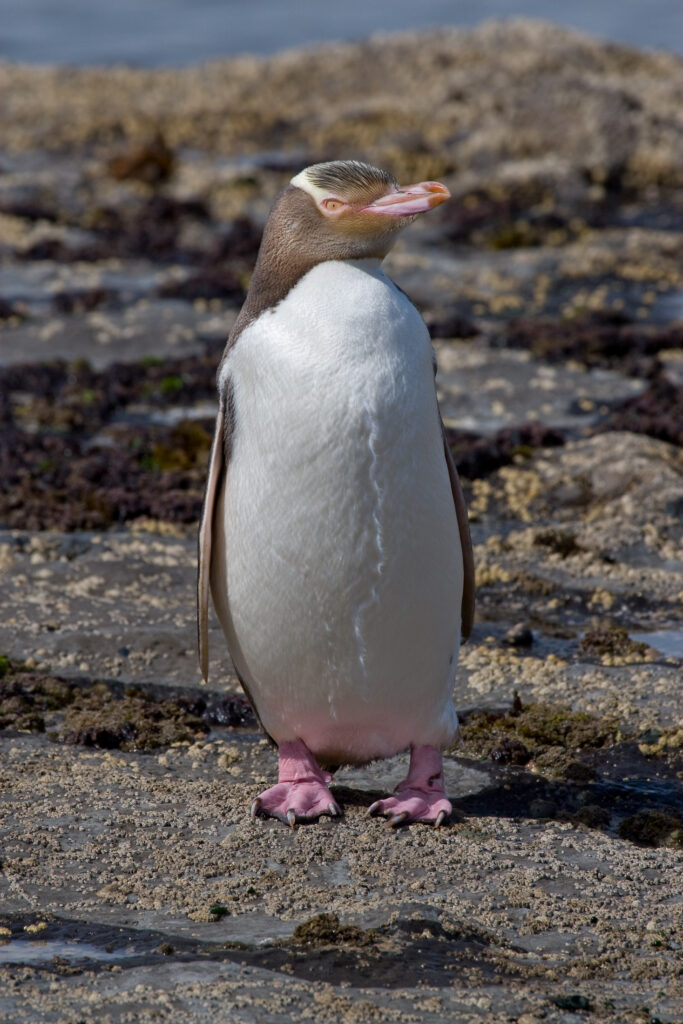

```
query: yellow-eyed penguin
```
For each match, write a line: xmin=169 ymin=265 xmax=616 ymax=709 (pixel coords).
xmin=198 ymin=160 xmax=474 ymax=827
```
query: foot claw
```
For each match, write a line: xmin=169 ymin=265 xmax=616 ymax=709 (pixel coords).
xmin=368 ymin=746 xmax=452 ymax=826
xmin=251 ymin=740 xmax=341 ymax=826
xmin=386 ymin=811 xmax=409 ymax=828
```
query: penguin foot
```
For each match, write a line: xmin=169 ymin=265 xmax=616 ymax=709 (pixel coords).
xmin=250 ymin=739 xmax=341 ymax=826
xmin=367 ymin=744 xmax=452 ymax=827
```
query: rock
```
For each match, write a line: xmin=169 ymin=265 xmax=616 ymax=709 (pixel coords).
xmin=502 ymin=623 xmax=534 ymax=647
xmin=529 ymin=798 xmax=557 ymax=819
xmin=107 ymin=133 xmax=175 ymax=184
xmin=617 ymin=810 xmax=683 ymax=848
xmin=573 ymin=805 xmax=610 ymax=828
xmin=489 ymin=737 xmax=531 ymax=765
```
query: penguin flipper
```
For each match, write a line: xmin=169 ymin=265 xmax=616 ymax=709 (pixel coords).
xmin=441 ymin=420 xmax=475 ymax=642
xmin=197 ymin=400 xmax=225 ymax=682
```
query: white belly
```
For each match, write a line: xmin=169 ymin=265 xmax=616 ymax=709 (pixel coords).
xmin=211 ymin=259 xmax=463 ymax=764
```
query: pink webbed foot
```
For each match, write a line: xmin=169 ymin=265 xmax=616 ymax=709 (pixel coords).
xmin=368 ymin=745 xmax=452 ymax=827
xmin=251 ymin=740 xmax=341 ymax=826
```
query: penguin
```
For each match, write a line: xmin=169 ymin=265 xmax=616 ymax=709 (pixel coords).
xmin=198 ymin=160 xmax=474 ymax=827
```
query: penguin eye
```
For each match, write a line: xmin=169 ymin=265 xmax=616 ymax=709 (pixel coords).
xmin=321 ymin=198 xmax=345 ymax=212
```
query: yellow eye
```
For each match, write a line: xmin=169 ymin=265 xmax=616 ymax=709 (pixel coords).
xmin=322 ymin=198 xmax=344 ymax=211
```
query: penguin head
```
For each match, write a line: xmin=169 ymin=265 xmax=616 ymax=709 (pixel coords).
xmin=265 ymin=160 xmax=450 ymax=263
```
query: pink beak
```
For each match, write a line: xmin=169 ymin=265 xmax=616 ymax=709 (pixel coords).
xmin=362 ymin=180 xmax=450 ymax=216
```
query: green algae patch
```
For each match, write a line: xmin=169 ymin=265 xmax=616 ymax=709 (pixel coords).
xmin=0 ymin=674 xmax=203 ymax=750
xmin=617 ymin=810 xmax=683 ymax=849
xmin=0 ymin=665 xmax=255 ymax=750
xmin=580 ymin=621 xmax=651 ymax=661
xmin=514 ymin=703 xmax=617 ymax=749
xmin=150 ymin=420 xmax=212 ymax=471
xmin=460 ymin=692 xmax=619 ymax=774
xmin=533 ymin=527 xmax=581 ymax=558
xmin=0 ymin=666 xmax=75 ymax=733
xmin=292 ymin=914 xmax=375 ymax=948
xmin=551 ymin=994 xmax=594 ymax=1012
xmin=56 ymin=686 xmax=204 ymax=751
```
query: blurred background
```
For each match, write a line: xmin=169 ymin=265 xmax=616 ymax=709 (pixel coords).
xmin=1 ymin=0 xmax=682 ymax=65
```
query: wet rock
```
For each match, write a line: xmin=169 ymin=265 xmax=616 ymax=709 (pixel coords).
xmin=0 ymin=353 xmax=219 ymax=429
xmin=596 ymin=373 xmax=683 ymax=447
xmin=529 ymin=798 xmax=557 ymax=819
xmin=580 ymin=621 xmax=650 ymax=660
xmin=210 ymin=217 xmax=263 ymax=263
xmin=81 ymin=194 xmax=211 ymax=263
xmin=424 ymin=309 xmax=479 ymax=340
xmin=445 ymin=422 xmax=565 ymax=480
xmin=514 ymin=703 xmax=617 ymax=750
xmin=0 ymin=424 xmax=208 ymax=530
xmin=572 ymin=805 xmax=610 ymax=829
xmin=107 ymin=134 xmax=176 ymax=184
xmin=488 ymin=737 xmax=531 ymax=765
xmin=157 ymin=266 xmax=244 ymax=302
xmin=57 ymin=687 xmax=204 ymax=751
xmin=442 ymin=184 xmax=552 ymax=247
xmin=0 ymin=663 xmax=74 ymax=729
xmin=532 ymin=748 xmax=597 ymax=781
xmin=533 ymin=528 xmax=581 ymax=558
xmin=204 ymin=695 xmax=255 ymax=728
xmin=500 ymin=313 xmax=683 ymax=375
xmin=502 ymin=624 xmax=534 ymax=647
xmin=563 ymin=760 xmax=598 ymax=783
xmin=0 ymin=298 xmax=26 ymax=321
xmin=617 ymin=809 xmax=683 ymax=848
xmin=478 ymin=433 xmax=683 ymax=556
xmin=0 ymin=668 xmax=257 ymax=750
xmin=551 ymin=994 xmax=593 ymax=1012
xmin=0 ymin=668 xmax=75 ymax=734
xmin=292 ymin=913 xmax=372 ymax=948
xmin=461 ymin=695 xmax=618 ymax=768
xmin=52 ymin=287 xmax=113 ymax=314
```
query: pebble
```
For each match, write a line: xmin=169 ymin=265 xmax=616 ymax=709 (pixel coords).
xmin=503 ymin=623 xmax=534 ymax=647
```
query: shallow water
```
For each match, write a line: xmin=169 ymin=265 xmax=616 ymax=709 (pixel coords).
xmin=0 ymin=938 xmax=134 ymax=965
xmin=633 ymin=630 xmax=683 ymax=659
xmin=1 ymin=0 xmax=682 ymax=66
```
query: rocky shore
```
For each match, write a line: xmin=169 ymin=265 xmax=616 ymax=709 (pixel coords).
xmin=1 ymin=21 xmax=682 ymax=1023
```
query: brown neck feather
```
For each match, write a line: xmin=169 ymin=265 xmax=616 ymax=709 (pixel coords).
xmin=225 ymin=187 xmax=394 ymax=352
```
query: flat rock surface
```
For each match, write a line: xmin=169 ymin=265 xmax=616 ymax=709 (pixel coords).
xmin=1 ymin=20 xmax=682 ymax=1024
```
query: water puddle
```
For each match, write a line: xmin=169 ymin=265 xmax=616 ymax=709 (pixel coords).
xmin=0 ymin=914 xmax=508 ymax=988
xmin=632 ymin=630 xmax=683 ymax=659
xmin=0 ymin=918 xmax=194 ymax=969
xmin=652 ymin=288 xmax=683 ymax=323
xmin=0 ymin=938 xmax=135 ymax=965
xmin=111 ymin=400 xmax=218 ymax=428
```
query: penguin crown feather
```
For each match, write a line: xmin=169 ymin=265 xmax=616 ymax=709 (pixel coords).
xmin=289 ymin=161 xmax=450 ymax=222
xmin=302 ymin=161 xmax=397 ymax=194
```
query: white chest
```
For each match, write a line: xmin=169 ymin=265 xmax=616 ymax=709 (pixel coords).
xmin=212 ymin=259 xmax=463 ymax=760
xmin=220 ymin=258 xmax=433 ymax=439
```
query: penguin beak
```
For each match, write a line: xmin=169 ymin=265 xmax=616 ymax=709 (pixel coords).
xmin=361 ymin=181 xmax=450 ymax=217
